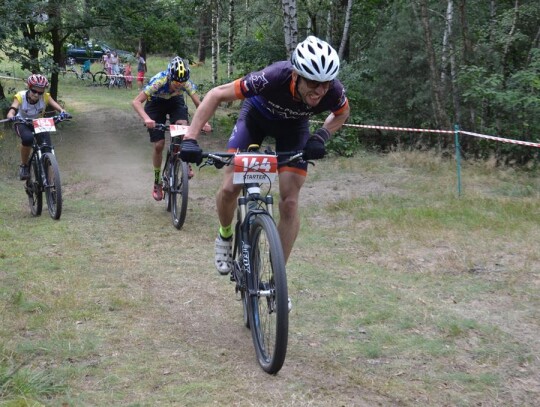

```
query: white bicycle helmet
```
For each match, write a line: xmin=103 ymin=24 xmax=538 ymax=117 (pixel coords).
xmin=291 ymin=36 xmax=340 ymax=81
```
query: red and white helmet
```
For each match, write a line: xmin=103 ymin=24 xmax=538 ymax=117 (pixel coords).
xmin=27 ymin=74 xmax=49 ymax=88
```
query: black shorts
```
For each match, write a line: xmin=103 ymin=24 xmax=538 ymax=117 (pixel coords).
xmin=144 ymin=95 xmax=188 ymax=142
xmin=14 ymin=123 xmax=51 ymax=147
xmin=228 ymin=99 xmax=310 ymax=173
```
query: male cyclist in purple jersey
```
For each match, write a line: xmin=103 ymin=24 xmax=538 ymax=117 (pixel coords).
xmin=181 ymin=36 xmax=350 ymax=282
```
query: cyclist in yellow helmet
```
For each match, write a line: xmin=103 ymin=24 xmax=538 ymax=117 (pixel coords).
xmin=132 ymin=56 xmax=211 ymax=201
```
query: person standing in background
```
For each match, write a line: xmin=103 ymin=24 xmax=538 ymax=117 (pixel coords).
xmin=136 ymin=52 xmax=147 ymax=91
xmin=109 ymin=51 xmax=119 ymax=77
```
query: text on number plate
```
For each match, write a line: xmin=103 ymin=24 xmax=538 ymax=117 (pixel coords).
xmin=233 ymin=153 xmax=278 ymax=184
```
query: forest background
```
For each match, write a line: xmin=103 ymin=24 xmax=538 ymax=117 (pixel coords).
xmin=0 ymin=0 xmax=539 ymax=164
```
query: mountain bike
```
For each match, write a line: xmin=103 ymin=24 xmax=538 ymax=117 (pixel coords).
xmin=155 ymin=123 xmax=190 ymax=229
xmin=199 ymin=145 xmax=305 ymax=374
xmin=13 ymin=114 xmax=72 ymax=220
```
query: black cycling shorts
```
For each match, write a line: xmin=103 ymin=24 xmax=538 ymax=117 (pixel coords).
xmin=144 ymin=95 xmax=188 ymax=142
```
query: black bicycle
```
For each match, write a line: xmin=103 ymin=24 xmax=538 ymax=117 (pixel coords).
xmin=14 ymin=114 xmax=72 ymax=220
xmin=155 ymin=123 xmax=190 ymax=229
xmin=200 ymin=145 xmax=306 ymax=374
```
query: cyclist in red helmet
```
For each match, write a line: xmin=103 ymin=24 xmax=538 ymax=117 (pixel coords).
xmin=6 ymin=74 xmax=69 ymax=180
xmin=132 ymin=56 xmax=212 ymax=201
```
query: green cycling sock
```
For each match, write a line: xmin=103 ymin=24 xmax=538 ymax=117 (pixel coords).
xmin=154 ymin=168 xmax=160 ymax=184
xmin=219 ymin=225 xmax=233 ymax=239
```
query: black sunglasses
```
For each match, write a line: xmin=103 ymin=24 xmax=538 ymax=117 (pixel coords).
xmin=30 ymin=89 xmax=44 ymax=95
xmin=301 ymin=77 xmax=333 ymax=89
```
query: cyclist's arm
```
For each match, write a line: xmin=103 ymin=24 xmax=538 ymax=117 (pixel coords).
xmin=188 ymin=93 xmax=212 ymax=132
xmin=184 ymin=81 xmax=238 ymax=140
xmin=131 ymin=91 xmax=155 ymax=128
xmin=47 ymin=97 xmax=65 ymax=114
xmin=6 ymin=99 xmax=20 ymax=119
xmin=322 ymin=105 xmax=350 ymax=136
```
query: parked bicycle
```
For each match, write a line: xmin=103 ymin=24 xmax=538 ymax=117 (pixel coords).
xmin=63 ymin=58 xmax=94 ymax=82
xmin=155 ymin=123 xmax=190 ymax=229
xmin=199 ymin=145 xmax=306 ymax=374
xmin=12 ymin=114 xmax=72 ymax=219
xmin=94 ymin=64 xmax=126 ymax=88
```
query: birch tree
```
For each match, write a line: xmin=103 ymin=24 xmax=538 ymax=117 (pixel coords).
xmin=338 ymin=0 xmax=352 ymax=60
xmin=227 ymin=0 xmax=235 ymax=78
xmin=415 ymin=0 xmax=450 ymax=128
xmin=211 ymin=0 xmax=219 ymax=84
xmin=282 ymin=0 xmax=298 ymax=57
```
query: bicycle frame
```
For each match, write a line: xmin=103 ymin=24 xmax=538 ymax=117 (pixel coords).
xmin=155 ymin=123 xmax=190 ymax=229
xmin=16 ymin=115 xmax=70 ymax=219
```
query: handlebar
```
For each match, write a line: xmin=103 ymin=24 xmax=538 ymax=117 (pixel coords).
xmin=10 ymin=113 xmax=73 ymax=125
xmin=200 ymin=150 xmax=308 ymax=169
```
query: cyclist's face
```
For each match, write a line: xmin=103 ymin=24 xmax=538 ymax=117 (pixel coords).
xmin=170 ymin=79 xmax=185 ymax=90
xmin=28 ymin=87 xmax=45 ymax=101
xmin=294 ymin=73 xmax=332 ymax=107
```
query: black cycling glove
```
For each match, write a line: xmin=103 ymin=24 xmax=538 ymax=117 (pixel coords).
xmin=304 ymin=128 xmax=331 ymax=160
xmin=180 ymin=139 xmax=203 ymax=164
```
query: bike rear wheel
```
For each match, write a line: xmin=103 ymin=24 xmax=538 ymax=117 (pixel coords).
xmin=247 ymin=213 xmax=288 ymax=374
xmin=93 ymin=71 xmax=108 ymax=86
xmin=171 ymin=158 xmax=189 ymax=229
xmin=43 ymin=153 xmax=62 ymax=220
xmin=26 ymin=156 xmax=42 ymax=216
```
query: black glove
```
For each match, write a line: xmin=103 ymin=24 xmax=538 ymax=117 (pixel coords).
xmin=304 ymin=128 xmax=331 ymax=160
xmin=180 ymin=139 xmax=203 ymax=164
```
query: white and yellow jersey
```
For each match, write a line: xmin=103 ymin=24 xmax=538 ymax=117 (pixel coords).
xmin=14 ymin=90 xmax=50 ymax=119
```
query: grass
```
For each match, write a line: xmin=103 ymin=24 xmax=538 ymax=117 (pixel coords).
xmin=1 ymin=57 xmax=540 ymax=406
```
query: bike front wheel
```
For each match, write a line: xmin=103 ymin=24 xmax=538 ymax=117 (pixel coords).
xmin=247 ymin=213 xmax=288 ymax=374
xmin=43 ymin=153 xmax=62 ymax=220
xmin=171 ymin=158 xmax=189 ymax=229
xmin=26 ymin=156 xmax=43 ymax=216
xmin=162 ymin=154 xmax=172 ymax=212
xmin=93 ymin=71 xmax=108 ymax=86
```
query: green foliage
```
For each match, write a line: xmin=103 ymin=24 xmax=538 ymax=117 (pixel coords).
xmin=231 ymin=37 xmax=286 ymax=74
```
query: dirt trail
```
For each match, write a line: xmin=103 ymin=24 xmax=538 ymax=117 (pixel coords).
xmin=50 ymin=106 xmax=388 ymax=406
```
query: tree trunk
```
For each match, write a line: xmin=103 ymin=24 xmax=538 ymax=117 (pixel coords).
xmin=416 ymin=0 xmax=450 ymax=129
xmin=441 ymin=0 xmax=461 ymax=124
xmin=501 ymin=0 xmax=520 ymax=83
xmin=227 ymin=0 xmax=235 ymax=79
xmin=282 ymin=0 xmax=298 ymax=57
xmin=197 ymin=7 xmax=211 ymax=64
xmin=338 ymin=0 xmax=352 ymax=60
xmin=211 ymin=0 xmax=219 ymax=84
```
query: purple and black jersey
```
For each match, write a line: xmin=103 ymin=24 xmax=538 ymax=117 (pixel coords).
xmin=228 ymin=60 xmax=349 ymax=174
xmin=233 ymin=61 xmax=348 ymax=121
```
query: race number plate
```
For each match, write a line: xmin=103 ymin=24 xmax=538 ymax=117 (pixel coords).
xmin=233 ymin=153 xmax=278 ymax=184
xmin=32 ymin=118 xmax=56 ymax=134
xmin=170 ymin=124 xmax=189 ymax=138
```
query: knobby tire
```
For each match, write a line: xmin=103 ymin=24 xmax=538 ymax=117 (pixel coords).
xmin=247 ymin=213 xmax=288 ymax=374
xmin=27 ymin=156 xmax=43 ymax=216
xmin=93 ymin=71 xmax=108 ymax=86
xmin=43 ymin=152 xmax=62 ymax=220
xmin=171 ymin=158 xmax=189 ymax=229
xmin=163 ymin=153 xmax=172 ymax=212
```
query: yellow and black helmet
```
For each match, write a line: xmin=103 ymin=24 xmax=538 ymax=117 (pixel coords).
xmin=167 ymin=56 xmax=190 ymax=82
